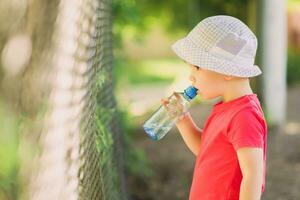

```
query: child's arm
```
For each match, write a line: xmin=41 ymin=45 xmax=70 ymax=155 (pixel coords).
xmin=175 ymin=112 xmax=203 ymax=156
xmin=161 ymin=94 xmax=202 ymax=156
xmin=237 ymin=147 xmax=264 ymax=200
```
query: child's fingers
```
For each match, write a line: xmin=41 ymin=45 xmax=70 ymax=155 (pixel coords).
xmin=161 ymin=98 xmax=170 ymax=111
xmin=160 ymin=98 xmax=169 ymax=105
xmin=161 ymin=92 xmax=183 ymax=116
xmin=167 ymin=92 xmax=175 ymax=100
xmin=160 ymin=98 xmax=168 ymax=102
xmin=173 ymin=92 xmax=183 ymax=103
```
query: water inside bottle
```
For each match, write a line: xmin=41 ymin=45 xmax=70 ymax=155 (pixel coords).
xmin=143 ymin=122 xmax=173 ymax=141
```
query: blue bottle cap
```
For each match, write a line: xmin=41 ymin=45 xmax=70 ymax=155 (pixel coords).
xmin=184 ymin=86 xmax=198 ymax=100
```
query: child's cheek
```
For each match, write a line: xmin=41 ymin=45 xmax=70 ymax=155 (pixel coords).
xmin=201 ymin=83 xmax=218 ymax=98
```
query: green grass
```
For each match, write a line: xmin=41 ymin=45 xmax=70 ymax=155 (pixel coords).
xmin=113 ymin=57 xmax=198 ymax=181
xmin=288 ymin=0 xmax=300 ymax=7
xmin=287 ymin=48 xmax=300 ymax=86
xmin=0 ymin=101 xmax=19 ymax=200
xmin=117 ymin=109 xmax=155 ymax=178
xmin=113 ymin=57 xmax=187 ymax=87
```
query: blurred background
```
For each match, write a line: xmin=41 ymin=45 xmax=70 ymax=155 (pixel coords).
xmin=1 ymin=0 xmax=300 ymax=199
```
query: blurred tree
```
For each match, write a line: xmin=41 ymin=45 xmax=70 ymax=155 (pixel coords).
xmin=112 ymin=0 xmax=254 ymax=48
xmin=112 ymin=0 xmax=262 ymax=96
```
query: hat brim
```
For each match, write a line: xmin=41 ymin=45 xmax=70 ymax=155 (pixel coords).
xmin=171 ymin=37 xmax=262 ymax=78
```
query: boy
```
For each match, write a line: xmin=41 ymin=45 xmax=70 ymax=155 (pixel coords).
xmin=161 ymin=15 xmax=267 ymax=200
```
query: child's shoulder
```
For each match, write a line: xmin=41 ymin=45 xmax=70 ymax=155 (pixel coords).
xmin=221 ymin=94 xmax=266 ymax=126
xmin=229 ymin=96 xmax=266 ymax=129
xmin=208 ymin=94 xmax=265 ymax=128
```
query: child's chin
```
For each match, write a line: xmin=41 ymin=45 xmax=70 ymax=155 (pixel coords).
xmin=201 ymin=96 xmax=211 ymax=101
xmin=198 ymin=92 xmax=206 ymax=98
xmin=199 ymin=94 xmax=217 ymax=101
xmin=198 ymin=94 xmax=209 ymax=100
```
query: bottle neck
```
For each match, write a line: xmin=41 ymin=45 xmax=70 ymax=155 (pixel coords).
xmin=181 ymin=92 xmax=192 ymax=102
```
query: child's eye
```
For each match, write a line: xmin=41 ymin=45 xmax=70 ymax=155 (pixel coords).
xmin=194 ymin=65 xmax=200 ymax=70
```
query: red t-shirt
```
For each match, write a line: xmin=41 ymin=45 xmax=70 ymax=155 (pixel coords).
xmin=189 ymin=94 xmax=267 ymax=200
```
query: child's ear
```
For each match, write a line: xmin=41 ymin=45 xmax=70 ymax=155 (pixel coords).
xmin=223 ymin=75 xmax=233 ymax=81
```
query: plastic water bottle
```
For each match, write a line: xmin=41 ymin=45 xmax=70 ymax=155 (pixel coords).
xmin=143 ymin=86 xmax=198 ymax=141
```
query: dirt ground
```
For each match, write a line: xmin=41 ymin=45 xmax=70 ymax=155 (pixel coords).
xmin=126 ymin=85 xmax=300 ymax=200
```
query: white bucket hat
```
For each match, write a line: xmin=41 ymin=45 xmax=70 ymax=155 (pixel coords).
xmin=171 ymin=15 xmax=262 ymax=77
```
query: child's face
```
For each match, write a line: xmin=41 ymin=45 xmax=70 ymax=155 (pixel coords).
xmin=187 ymin=63 xmax=228 ymax=100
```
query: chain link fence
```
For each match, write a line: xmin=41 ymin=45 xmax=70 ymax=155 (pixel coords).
xmin=0 ymin=0 xmax=127 ymax=199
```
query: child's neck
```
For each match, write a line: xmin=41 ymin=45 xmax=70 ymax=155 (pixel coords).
xmin=222 ymin=79 xmax=253 ymax=103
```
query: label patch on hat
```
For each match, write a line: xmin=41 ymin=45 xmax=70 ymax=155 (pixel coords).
xmin=209 ymin=32 xmax=247 ymax=61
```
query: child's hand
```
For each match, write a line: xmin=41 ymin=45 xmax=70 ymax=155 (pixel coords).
xmin=160 ymin=92 xmax=187 ymax=119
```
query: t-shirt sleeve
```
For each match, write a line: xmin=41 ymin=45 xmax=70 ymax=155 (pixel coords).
xmin=227 ymin=109 xmax=264 ymax=151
